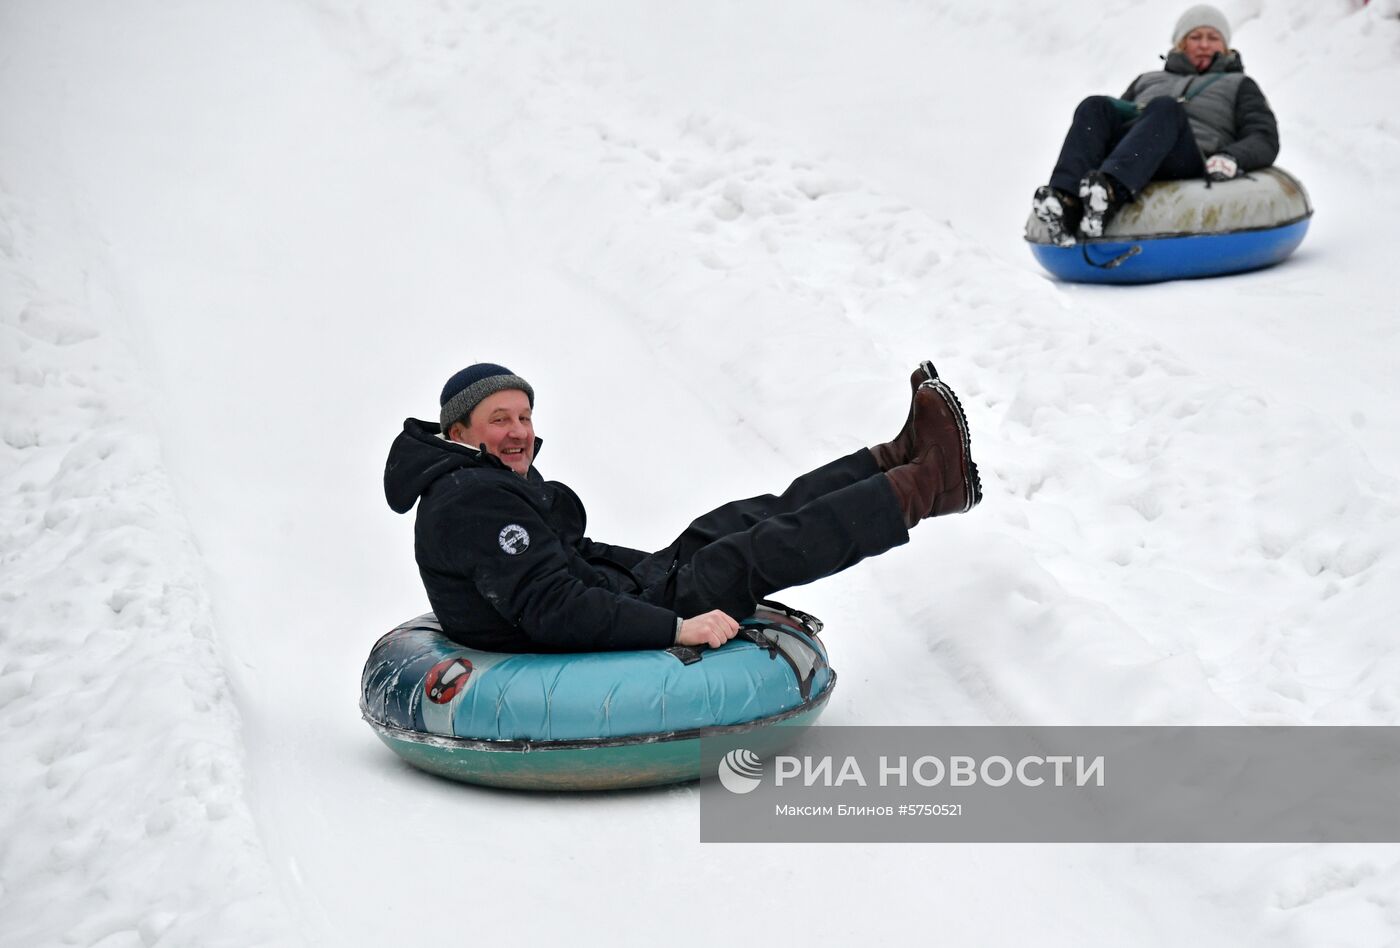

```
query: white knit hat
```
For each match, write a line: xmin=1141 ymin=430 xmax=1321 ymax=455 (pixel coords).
xmin=1173 ymin=4 xmax=1232 ymax=47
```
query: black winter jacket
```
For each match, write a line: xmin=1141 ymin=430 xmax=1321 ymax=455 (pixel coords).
xmin=1124 ymin=50 xmax=1279 ymax=171
xmin=384 ymin=418 xmax=678 ymax=653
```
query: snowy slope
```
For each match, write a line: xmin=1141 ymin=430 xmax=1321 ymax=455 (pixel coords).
xmin=0 ymin=19 xmax=296 ymax=943
xmin=3 ymin=0 xmax=1400 ymax=945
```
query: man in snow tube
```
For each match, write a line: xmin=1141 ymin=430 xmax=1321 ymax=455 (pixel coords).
xmin=1031 ymin=4 xmax=1280 ymax=246
xmin=384 ymin=361 xmax=981 ymax=654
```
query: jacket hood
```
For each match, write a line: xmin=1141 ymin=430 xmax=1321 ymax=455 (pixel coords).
xmin=384 ymin=417 xmax=544 ymax=514
xmin=1164 ymin=49 xmax=1243 ymax=75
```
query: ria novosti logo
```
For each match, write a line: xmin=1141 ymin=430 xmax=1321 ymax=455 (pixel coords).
xmin=717 ymin=750 xmax=1107 ymax=792
xmin=717 ymin=749 xmax=764 ymax=794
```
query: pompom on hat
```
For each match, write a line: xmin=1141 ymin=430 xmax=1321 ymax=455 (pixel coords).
xmin=439 ymin=363 xmax=534 ymax=431
xmin=1173 ymin=4 xmax=1231 ymax=47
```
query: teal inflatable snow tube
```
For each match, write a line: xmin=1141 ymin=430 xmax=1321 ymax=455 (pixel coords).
xmin=1025 ymin=167 xmax=1313 ymax=284
xmin=360 ymin=602 xmax=834 ymax=790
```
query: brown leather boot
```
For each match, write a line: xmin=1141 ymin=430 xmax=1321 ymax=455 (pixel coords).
xmin=873 ymin=360 xmax=983 ymax=515
xmin=886 ymin=447 xmax=984 ymax=527
xmin=886 ymin=446 xmax=947 ymax=529
xmin=886 ymin=368 xmax=984 ymax=522
xmin=869 ymin=361 xmax=937 ymax=472
xmin=910 ymin=363 xmax=982 ymax=514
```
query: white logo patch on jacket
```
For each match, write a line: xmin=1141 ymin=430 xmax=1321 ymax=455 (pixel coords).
xmin=498 ymin=524 xmax=530 ymax=555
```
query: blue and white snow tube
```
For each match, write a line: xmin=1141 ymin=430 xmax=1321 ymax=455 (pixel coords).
xmin=360 ymin=602 xmax=834 ymax=790
xmin=1025 ymin=166 xmax=1312 ymax=284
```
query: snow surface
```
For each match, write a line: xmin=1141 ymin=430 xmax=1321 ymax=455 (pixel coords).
xmin=3 ymin=0 xmax=1400 ymax=944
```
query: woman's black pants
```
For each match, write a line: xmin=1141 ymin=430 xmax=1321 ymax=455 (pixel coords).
xmin=1049 ymin=95 xmax=1206 ymax=197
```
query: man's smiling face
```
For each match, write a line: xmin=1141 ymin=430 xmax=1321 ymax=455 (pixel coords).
xmin=449 ymin=388 xmax=535 ymax=476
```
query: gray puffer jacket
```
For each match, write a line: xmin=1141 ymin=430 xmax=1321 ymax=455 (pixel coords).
xmin=1125 ymin=50 xmax=1279 ymax=171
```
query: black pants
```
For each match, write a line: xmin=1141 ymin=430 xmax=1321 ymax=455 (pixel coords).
xmin=634 ymin=449 xmax=909 ymax=620
xmin=1049 ymin=95 xmax=1206 ymax=198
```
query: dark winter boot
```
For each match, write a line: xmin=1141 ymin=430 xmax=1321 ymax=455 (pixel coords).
xmin=869 ymin=362 xmax=936 ymax=472
xmin=1078 ymin=171 xmax=1128 ymax=238
xmin=1032 ymin=186 xmax=1083 ymax=248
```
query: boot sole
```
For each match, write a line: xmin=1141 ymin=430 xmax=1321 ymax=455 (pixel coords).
xmin=918 ymin=361 xmax=982 ymax=513
xmin=1032 ymin=188 xmax=1077 ymax=248
xmin=1078 ymin=175 xmax=1115 ymax=239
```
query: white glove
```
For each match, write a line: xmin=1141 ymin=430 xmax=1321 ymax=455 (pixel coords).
xmin=1205 ymin=153 xmax=1239 ymax=181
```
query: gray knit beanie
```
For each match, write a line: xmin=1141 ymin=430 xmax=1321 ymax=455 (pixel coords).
xmin=439 ymin=363 xmax=534 ymax=431
xmin=1173 ymin=4 xmax=1231 ymax=47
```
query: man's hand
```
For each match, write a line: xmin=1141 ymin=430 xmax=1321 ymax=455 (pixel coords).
xmin=1205 ymin=153 xmax=1239 ymax=181
xmin=677 ymin=610 xmax=740 ymax=649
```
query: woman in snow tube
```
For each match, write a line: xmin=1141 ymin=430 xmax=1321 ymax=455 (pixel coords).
xmin=1023 ymin=167 xmax=1311 ymax=284
xmin=1029 ymin=4 xmax=1280 ymax=246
